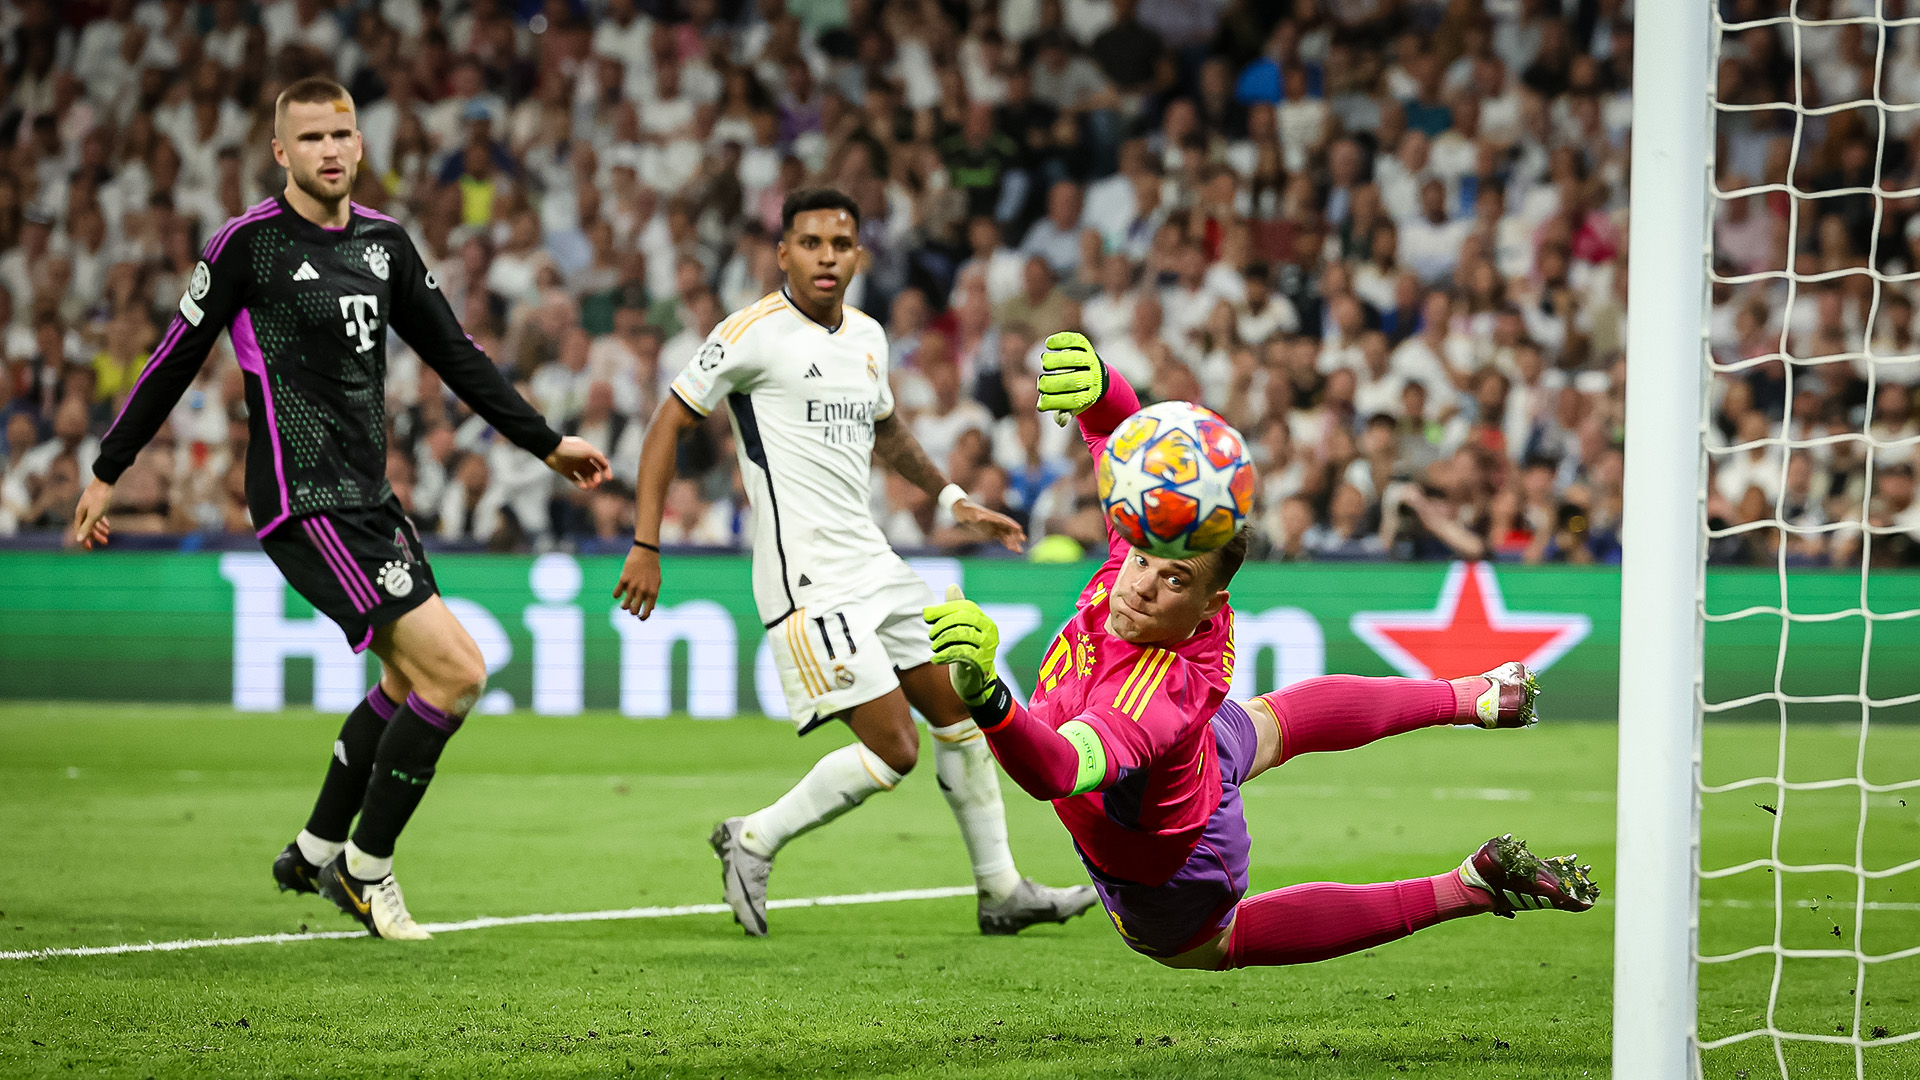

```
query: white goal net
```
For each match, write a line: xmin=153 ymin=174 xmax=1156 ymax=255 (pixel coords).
xmin=1695 ymin=3 xmax=1920 ymax=1078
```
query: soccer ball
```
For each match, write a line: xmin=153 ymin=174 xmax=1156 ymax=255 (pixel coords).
xmin=1096 ymin=401 xmax=1256 ymax=559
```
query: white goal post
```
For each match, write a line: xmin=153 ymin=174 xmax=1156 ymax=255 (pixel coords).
xmin=1620 ymin=3 xmax=1920 ymax=1078
xmin=1615 ymin=0 xmax=1711 ymax=1077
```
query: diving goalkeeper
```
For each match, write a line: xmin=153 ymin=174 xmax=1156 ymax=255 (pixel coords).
xmin=924 ymin=333 xmax=1598 ymax=969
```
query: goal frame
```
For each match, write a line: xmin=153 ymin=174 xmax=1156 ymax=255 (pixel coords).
xmin=1615 ymin=1 xmax=1711 ymax=1077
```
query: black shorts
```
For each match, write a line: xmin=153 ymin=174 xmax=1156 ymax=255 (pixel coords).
xmin=260 ymin=497 xmax=439 ymax=653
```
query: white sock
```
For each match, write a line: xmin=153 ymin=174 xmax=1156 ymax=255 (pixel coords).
xmin=931 ymin=719 xmax=1021 ymax=903
xmin=344 ymin=841 xmax=393 ymax=882
xmin=296 ymin=829 xmax=344 ymax=867
xmin=738 ymin=743 xmax=902 ymax=858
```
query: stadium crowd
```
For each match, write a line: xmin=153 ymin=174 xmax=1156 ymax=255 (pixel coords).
xmin=0 ymin=0 xmax=1903 ymax=566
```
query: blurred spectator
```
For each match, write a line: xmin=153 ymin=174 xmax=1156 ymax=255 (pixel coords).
xmin=0 ymin=0 xmax=1867 ymax=569
xmin=912 ymin=342 xmax=994 ymax=470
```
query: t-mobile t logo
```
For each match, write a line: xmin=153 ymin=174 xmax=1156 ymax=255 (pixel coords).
xmin=339 ymin=295 xmax=380 ymax=353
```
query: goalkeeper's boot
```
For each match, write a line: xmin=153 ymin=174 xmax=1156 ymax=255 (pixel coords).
xmin=1467 ymin=661 xmax=1541 ymax=729
xmin=710 ymin=818 xmax=772 ymax=937
xmin=1459 ymin=833 xmax=1598 ymax=919
xmin=272 ymin=841 xmax=322 ymax=895
xmin=977 ymin=877 xmax=1099 ymax=935
xmin=317 ymin=855 xmax=433 ymax=940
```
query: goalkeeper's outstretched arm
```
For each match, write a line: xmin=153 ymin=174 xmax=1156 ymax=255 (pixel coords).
xmin=1036 ymin=331 xmax=1143 ymax=446
xmin=969 ymin=683 xmax=1114 ymax=802
xmin=925 ymin=586 xmax=1114 ymax=801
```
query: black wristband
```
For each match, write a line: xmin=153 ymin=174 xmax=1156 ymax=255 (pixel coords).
xmin=632 ymin=539 xmax=660 ymax=553
xmin=970 ymin=679 xmax=1016 ymax=732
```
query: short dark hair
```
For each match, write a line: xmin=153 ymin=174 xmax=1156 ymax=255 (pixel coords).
xmin=275 ymin=76 xmax=354 ymax=135
xmin=1204 ymin=527 xmax=1252 ymax=591
xmin=781 ymin=187 xmax=861 ymax=233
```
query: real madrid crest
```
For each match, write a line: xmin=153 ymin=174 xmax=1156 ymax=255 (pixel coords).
xmin=364 ymin=244 xmax=390 ymax=281
xmin=833 ymin=664 xmax=855 ymax=689
xmin=377 ymin=560 xmax=413 ymax=598
xmin=865 ymin=353 xmax=879 ymax=382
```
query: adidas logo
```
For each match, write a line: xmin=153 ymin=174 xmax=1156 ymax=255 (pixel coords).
xmin=292 ymin=260 xmax=320 ymax=281
xmin=803 ymin=363 xmax=822 ymax=378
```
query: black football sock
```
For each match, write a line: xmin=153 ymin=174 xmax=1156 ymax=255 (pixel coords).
xmin=303 ymin=686 xmax=398 ymax=843
xmin=349 ymin=692 xmax=462 ymax=863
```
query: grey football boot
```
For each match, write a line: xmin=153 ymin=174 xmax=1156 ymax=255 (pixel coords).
xmin=709 ymin=817 xmax=773 ymax=936
xmin=978 ymin=877 xmax=1099 ymax=935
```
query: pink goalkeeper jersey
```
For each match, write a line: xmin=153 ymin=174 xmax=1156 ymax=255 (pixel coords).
xmin=1023 ymin=411 xmax=1237 ymax=886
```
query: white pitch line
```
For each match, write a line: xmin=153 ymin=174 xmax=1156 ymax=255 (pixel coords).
xmin=0 ymin=886 xmax=976 ymax=962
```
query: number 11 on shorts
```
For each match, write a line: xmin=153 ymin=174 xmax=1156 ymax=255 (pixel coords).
xmin=813 ymin=612 xmax=857 ymax=659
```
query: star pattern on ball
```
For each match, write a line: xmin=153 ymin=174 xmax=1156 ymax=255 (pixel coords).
xmin=1100 ymin=402 xmax=1254 ymax=558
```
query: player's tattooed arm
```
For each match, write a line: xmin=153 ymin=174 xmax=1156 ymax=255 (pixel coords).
xmin=874 ymin=415 xmax=1026 ymax=550
xmin=871 ymin=413 xmax=947 ymax=496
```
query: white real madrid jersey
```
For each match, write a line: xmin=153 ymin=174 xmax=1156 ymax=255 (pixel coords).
xmin=669 ymin=289 xmax=900 ymax=626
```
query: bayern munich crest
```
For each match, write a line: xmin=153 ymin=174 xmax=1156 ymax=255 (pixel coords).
xmin=377 ymin=560 xmax=413 ymax=598
xmin=364 ymin=244 xmax=390 ymax=281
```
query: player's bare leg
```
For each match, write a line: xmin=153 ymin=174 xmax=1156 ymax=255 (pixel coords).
xmin=712 ymin=675 xmax=1095 ymax=937
xmin=898 ymin=663 xmax=1098 ymax=934
xmin=315 ymin=597 xmax=486 ymax=940
xmin=713 ymin=689 xmax=912 ymax=936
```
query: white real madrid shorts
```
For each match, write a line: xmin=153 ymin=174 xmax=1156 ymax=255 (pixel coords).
xmin=766 ymin=569 xmax=937 ymax=733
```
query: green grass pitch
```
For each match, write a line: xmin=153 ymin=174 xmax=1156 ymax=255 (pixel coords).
xmin=2 ymin=704 xmax=1916 ymax=1079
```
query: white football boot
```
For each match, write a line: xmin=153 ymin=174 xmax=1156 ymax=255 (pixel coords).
xmin=318 ymin=855 xmax=434 ymax=940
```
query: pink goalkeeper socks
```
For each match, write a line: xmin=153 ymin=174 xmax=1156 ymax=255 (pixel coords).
xmin=1433 ymin=866 xmax=1497 ymax=916
xmin=1261 ymin=676 xmax=1475 ymax=763
xmin=1219 ymin=871 xmax=1493 ymax=969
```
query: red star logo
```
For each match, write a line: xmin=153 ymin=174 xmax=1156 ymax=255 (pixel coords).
xmin=1350 ymin=562 xmax=1591 ymax=680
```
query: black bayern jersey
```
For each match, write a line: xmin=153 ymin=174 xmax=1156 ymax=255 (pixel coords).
xmin=94 ymin=196 xmax=561 ymax=536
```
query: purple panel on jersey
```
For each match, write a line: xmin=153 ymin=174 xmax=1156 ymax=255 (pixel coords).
xmin=302 ymin=518 xmax=371 ymax=613
xmin=1082 ymin=700 xmax=1258 ymax=958
xmin=231 ymin=309 xmax=294 ymax=537
xmin=350 ymin=201 xmax=402 ymax=224
xmin=101 ymin=315 xmax=188 ymax=439
xmin=204 ymin=199 xmax=280 ymax=262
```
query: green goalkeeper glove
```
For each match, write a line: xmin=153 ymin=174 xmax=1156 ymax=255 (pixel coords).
xmin=1037 ymin=331 xmax=1108 ymax=426
xmin=924 ymin=584 xmax=1001 ymax=705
